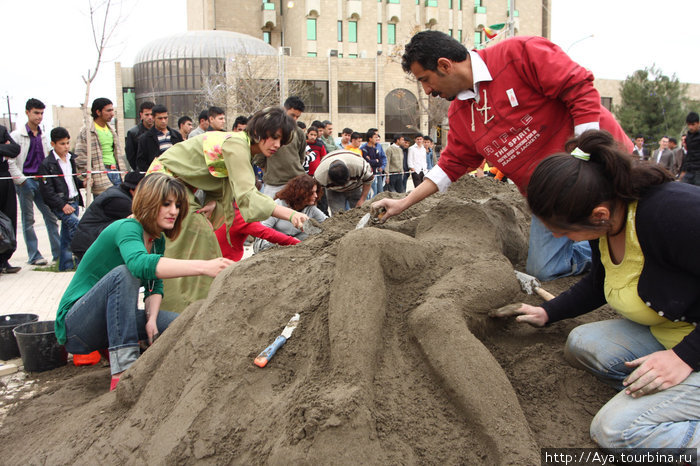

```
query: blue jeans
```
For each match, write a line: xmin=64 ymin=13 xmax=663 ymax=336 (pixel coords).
xmin=105 ymin=165 xmax=122 ymax=186
xmin=326 ymin=187 xmax=362 ymax=215
xmin=526 ymin=215 xmax=591 ymax=281
xmin=63 ymin=265 xmax=178 ymax=375
xmin=565 ymin=320 xmax=700 ymax=450
xmin=53 ymin=200 xmax=80 ymax=271
xmin=16 ymin=178 xmax=60 ymax=263
xmin=370 ymin=174 xmax=384 ymax=199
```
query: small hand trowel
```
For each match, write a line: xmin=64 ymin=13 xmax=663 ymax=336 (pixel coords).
xmin=254 ymin=313 xmax=300 ymax=368
xmin=355 ymin=206 xmax=387 ymax=229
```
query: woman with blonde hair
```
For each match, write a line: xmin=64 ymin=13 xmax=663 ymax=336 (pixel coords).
xmin=55 ymin=174 xmax=234 ymax=391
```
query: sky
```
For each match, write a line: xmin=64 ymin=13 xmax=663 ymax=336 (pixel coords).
xmin=1 ymin=0 xmax=697 ymax=130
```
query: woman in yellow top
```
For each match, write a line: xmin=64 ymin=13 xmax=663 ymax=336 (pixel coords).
xmin=494 ymin=130 xmax=700 ymax=453
xmin=148 ymin=107 xmax=309 ymax=311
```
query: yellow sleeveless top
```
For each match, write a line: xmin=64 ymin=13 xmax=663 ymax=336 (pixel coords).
xmin=600 ymin=201 xmax=694 ymax=349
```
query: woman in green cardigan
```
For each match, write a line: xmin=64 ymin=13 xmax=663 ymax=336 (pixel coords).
xmin=56 ymin=174 xmax=234 ymax=391
xmin=147 ymin=107 xmax=309 ymax=312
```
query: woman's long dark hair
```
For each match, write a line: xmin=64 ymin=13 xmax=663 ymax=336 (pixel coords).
xmin=527 ymin=130 xmax=673 ymax=232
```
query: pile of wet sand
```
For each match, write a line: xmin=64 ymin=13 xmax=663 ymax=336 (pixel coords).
xmin=0 ymin=176 xmax=616 ymax=464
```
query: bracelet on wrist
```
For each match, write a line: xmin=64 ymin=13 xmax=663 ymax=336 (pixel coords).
xmin=289 ymin=212 xmax=295 ymax=223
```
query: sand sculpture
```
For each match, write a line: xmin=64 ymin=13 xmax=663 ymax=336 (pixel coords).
xmin=0 ymin=177 xmax=614 ymax=464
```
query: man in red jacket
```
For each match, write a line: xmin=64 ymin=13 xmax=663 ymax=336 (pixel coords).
xmin=375 ymin=31 xmax=632 ymax=281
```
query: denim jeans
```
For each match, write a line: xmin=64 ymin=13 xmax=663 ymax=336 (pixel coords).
xmin=63 ymin=265 xmax=178 ymax=375
xmin=326 ymin=187 xmax=362 ymax=215
xmin=105 ymin=165 xmax=122 ymax=186
xmin=565 ymin=320 xmax=700 ymax=450
xmin=525 ymin=215 xmax=591 ymax=281
xmin=53 ymin=200 xmax=80 ymax=271
xmin=369 ymin=174 xmax=384 ymax=199
xmin=16 ymin=178 xmax=60 ymax=263
xmin=681 ymin=171 xmax=700 ymax=186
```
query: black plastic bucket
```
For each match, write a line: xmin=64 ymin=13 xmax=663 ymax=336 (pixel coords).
xmin=13 ymin=321 xmax=67 ymax=372
xmin=0 ymin=314 xmax=39 ymax=360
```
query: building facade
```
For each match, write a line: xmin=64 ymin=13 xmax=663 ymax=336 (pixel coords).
xmin=116 ymin=0 xmax=552 ymax=142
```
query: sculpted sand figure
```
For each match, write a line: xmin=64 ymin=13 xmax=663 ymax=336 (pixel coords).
xmin=1 ymin=178 xmax=549 ymax=465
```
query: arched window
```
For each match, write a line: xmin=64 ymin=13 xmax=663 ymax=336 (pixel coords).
xmin=385 ymin=88 xmax=420 ymax=138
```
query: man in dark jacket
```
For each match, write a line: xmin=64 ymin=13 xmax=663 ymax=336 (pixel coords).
xmin=135 ymin=104 xmax=183 ymax=172
xmin=125 ymin=101 xmax=154 ymax=169
xmin=680 ymin=112 xmax=700 ymax=186
xmin=38 ymin=127 xmax=84 ymax=270
xmin=70 ymin=171 xmax=144 ymax=260
xmin=0 ymin=125 xmax=21 ymax=273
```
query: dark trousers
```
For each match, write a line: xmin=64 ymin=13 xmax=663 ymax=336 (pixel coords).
xmin=0 ymin=176 xmax=17 ymax=265
xmin=385 ymin=174 xmax=405 ymax=193
xmin=411 ymin=171 xmax=424 ymax=188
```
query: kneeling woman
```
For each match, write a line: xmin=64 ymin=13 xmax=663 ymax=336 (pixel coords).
xmin=55 ymin=174 xmax=233 ymax=390
xmin=253 ymin=174 xmax=327 ymax=253
xmin=497 ymin=130 xmax=700 ymax=451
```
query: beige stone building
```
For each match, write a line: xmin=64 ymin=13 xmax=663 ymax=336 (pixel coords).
xmin=116 ymin=0 xmax=551 ymax=142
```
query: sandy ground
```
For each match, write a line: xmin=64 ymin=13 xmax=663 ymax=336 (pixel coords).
xmin=0 ymin=176 xmax=618 ymax=464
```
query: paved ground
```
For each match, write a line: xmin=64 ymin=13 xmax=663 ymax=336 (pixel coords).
xmin=3 ymin=204 xmax=73 ymax=322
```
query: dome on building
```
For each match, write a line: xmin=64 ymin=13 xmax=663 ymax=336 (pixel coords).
xmin=134 ymin=30 xmax=276 ymax=64
xmin=131 ymin=30 xmax=278 ymax=125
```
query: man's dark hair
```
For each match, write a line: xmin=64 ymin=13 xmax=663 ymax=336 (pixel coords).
xmin=312 ymin=120 xmax=324 ymax=129
xmin=284 ymin=96 xmax=305 ymax=112
xmin=402 ymin=30 xmax=469 ymax=73
xmin=233 ymin=115 xmax=248 ymax=128
xmin=152 ymin=104 xmax=168 ymax=117
xmin=139 ymin=101 xmax=155 ymax=114
xmin=322 ymin=120 xmax=332 ymax=127
xmin=50 ymin=126 xmax=70 ymax=143
xmin=634 ymin=134 xmax=644 ymax=140
xmin=424 ymin=135 xmax=433 ymax=142
xmin=687 ymin=112 xmax=700 ymax=124
xmin=669 ymin=137 xmax=678 ymax=145
xmin=366 ymin=128 xmax=378 ymax=140
xmin=393 ymin=134 xmax=405 ymax=143
xmin=246 ymin=106 xmax=296 ymax=145
xmin=198 ymin=109 xmax=209 ymax=122
xmin=307 ymin=125 xmax=319 ymax=135
xmin=342 ymin=127 xmax=353 ymax=135
xmin=91 ymin=97 xmax=113 ymax=119
xmin=178 ymin=115 xmax=192 ymax=127
xmin=297 ymin=121 xmax=307 ymax=129
xmin=25 ymin=98 xmax=45 ymax=111
xmin=328 ymin=160 xmax=349 ymax=184
xmin=208 ymin=106 xmax=225 ymax=118
xmin=350 ymin=132 xmax=362 ymax=140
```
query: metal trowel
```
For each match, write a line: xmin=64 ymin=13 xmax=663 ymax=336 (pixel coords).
xmin=355 ymin=206 xmax=386 ymax=229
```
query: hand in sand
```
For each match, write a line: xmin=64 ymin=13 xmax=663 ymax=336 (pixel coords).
xmin=372 ymin=197 xmax=407 ymax=223
xmin=291 ymin=212 xmax=309 ymax=229
xmin=623 ymin=349 xmax=692 ymax=398
xmin=489 ymin=303 xmax=549 ymax=327
xmin=203 ymin=257 xmax=234 ymax=277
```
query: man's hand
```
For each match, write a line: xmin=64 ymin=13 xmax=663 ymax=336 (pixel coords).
xmin=623 ymin=350 xmax=692 ymax=398
xmin=62 ymin=204 xmax=76 ymax=215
